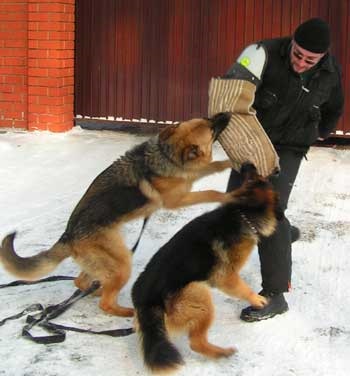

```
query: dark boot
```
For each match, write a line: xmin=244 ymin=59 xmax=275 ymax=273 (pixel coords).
xmin=291 ymin=225 xmax=300 ymax=243
xmin=240 ymin=291 xmax=288 ymax=322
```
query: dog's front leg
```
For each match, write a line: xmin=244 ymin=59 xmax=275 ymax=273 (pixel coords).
xmin=215 ymin=273 xmax=267 ymax=308
xmin=163 ymin=190 xmax=228 ymax=209
xmin=195 ymin=160 xmax=232 ymax=179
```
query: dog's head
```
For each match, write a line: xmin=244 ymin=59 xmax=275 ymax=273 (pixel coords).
xmin=231 ymin=162 xmax=284 ymax=236
xmin=158 ymin=112 xmax=231 ymax=168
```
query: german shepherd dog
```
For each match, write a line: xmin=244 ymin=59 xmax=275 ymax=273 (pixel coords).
xmin=0 ymin=112 xmax=233 ymax=317
xmin=132 ymin=163 xmax=284 ymax=373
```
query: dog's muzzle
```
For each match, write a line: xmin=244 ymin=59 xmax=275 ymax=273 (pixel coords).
xmin=210 ymin=112 xmax=232 ymax=140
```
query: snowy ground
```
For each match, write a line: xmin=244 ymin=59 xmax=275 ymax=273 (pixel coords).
xmin=0 ymin=127 xmax=349 ymax=376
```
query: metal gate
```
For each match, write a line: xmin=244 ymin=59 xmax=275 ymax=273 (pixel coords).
xmin=75 ymin=0 xmax=349 ymax=136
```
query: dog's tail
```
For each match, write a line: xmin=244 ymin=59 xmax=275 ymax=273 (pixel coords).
xmin=136 ymin=305 xmax=184 ymax=373
xmin=0 ymin=232 xmax=71 ymax=280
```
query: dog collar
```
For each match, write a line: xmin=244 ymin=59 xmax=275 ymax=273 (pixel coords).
xmin=239 ymin=212 xmax=259 ymax=236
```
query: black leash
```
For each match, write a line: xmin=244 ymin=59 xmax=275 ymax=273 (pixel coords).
xmin=131 ymin=216 xmax=149 ymax=253
xmin=0 ymin=277 xmax=134 ymax=344
xmin=0 ymin=275 xmax=75 ymax=289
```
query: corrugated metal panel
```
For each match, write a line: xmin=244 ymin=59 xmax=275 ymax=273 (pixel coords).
xmin=75 ymin=0 xmax=349 ymax=136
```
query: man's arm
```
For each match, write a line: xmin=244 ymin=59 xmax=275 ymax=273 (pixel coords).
xmin=318 ymin=65 xmax=344 ymax=139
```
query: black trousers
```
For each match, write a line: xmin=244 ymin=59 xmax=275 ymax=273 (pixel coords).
xmin=227 ymin=149 xmax=304 ymax=293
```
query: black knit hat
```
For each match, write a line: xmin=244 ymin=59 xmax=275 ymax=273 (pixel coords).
xmin=294 ymin=18 xmax=330 ymax=53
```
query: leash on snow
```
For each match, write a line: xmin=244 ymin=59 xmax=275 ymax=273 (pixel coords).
xmin=0 ymin=217 xmax=150 ymax=343
xmin=0 ymin=276 xmax=134 ymax=344
xmin=131 ymin=216 xmax=149 ymax=253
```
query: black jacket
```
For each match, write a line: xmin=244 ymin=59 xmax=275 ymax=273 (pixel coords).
xmin=253 ymin=37 xmax=344 ymax=152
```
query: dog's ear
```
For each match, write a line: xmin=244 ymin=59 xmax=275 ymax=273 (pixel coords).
xmin=182 ymin=144 xmax=203 ymax=162
xmin=159 ymin=124 xmax=179 ymax=142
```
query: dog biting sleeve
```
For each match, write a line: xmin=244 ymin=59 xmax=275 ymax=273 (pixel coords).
xmin=208 ymin=47 xmax=280 ymax=177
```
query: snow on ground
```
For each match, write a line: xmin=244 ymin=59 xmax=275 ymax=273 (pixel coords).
xmin=0 ymin=127 xmax=349 ymax=376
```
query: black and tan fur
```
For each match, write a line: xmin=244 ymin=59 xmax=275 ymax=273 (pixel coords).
xmin=0 ymin=112 xmax=233 ymax=317
xmin=131 ymin=163 xmax=284 ymax=373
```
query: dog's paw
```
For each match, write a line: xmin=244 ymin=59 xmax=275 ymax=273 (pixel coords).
xmin=222 ymin=190 xmax=239 ymax=204
xmin=249 ymin=293 xmax=267 ymax=308
xmin=220 ymin=346 xmax=237 ymax=357
xmin=218 ymin=159 xmax=233 ymax=170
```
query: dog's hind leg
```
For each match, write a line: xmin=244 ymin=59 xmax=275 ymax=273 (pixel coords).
xmin=99 ymin=267 xmax=134 ymax=317
xmin=72 ymin=231 xmax=134 ymax=317
xmin=166 ymin=282 xmax=236 ymax=359
xmin=98 ymin=234 xmax=134 ymax=317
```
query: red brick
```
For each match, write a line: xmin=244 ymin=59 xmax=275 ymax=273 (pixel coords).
xmin=28 ymin=12 xmax=73 ymax=23
xmin=63 ymin=94 xmax=74 ymax=104
xmin=0 ymin=4 xmax=26 ymax=13
xmin=64 ymin=22 xmax=75 ymax=32
xmin=28 ymin=40 xmax=39 ymax=49
xmin=4 ymin=39 xmax=26 ymax=48
xmin=47 ymin=67 xmax=74 ymax=78
xmin=12 ymin=103 xmax=27 ymax=111
xmin=4 ymin=57 xmax=26 ymax=66
xmin=28 ymin=21 xmax=39 ymax=31
xmin=28 ymin=4 xmax=39 ymax=12
xmin=63 ymin=76 xmax=74 ymax=86
xmin=28 ymin=86 xmax=48 ymax=96
xmin=28 ymin=76 xmax=65 ymax=87
xmin=37 ymin=3 xmax=66 ymax=13
xmin=0 ymin=31 xmax=27 ymax=40
xmin=29 ymin=31 xmax=50 ymax=40
xmin=4 ymin=76 xmax=25 ymax=85
xmin=49 ymin=121 xmax=73 ymax=132
xmin=0 ymin=84 xmax=14 ymax=93
xmin=28 ymin=104 xmax=48 ymax=114
xmin=64 ymin=40 xmax=74 ymax=49
xmin=13 ymin=120 xmax=27 ymax=129
xmin=48 ymin=103 xmax=73 ymax=115
xmin=28 ymin=67 xmax=49 ymax=77
xmin=0 ymin=120 xmax=14 ymax=127
xmin=38 ymin=96 xmax=64 ymax=106
xmin=48 ymin=49 xmax=74 ymax=59
xmin=0 ymin=48 xmax=26 ymax=57
xmin=28 ymin=13 xmax=49 ymax=22
xmin=37 ymin=22 xmax=63 ymax=31
xmin=0 ymin=13 xmax=27 ymax=22
xmin=36 ymin=59 xmax=66 ymax=69
xmin=0 ymin=102 xmax=14 ymax=110
xmin=49 ymin=31 xmax=74 ymax=41
xmin=28 ymin=113 xmax=39 ymax=123
xmin=37 ymin=40 xmax=66 ymax=49
xmin=5 ymin=111 xmax=24 ymax=120
xmin=1 ymin=93 xmax=24 ymax=102
xmin=12 ymin=85 xmax=27 ymax=93
xmin=28 ymin=49 xmax=48 ymax=58
xmin=0 ymin=21 xmax=27 ymax=31
xmin=0 ymin=67 xmax=26 ymax=75
xmin=27 ymin=96 xmax=38 ymax=104
xmin=48 ymin=86 xmax=71 ymax=96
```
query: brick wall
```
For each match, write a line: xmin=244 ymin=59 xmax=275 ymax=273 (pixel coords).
xmin=0 ymin=1 xmax=27 ymax=129
xmin=0 ymin=0 xmax=75 ymax=132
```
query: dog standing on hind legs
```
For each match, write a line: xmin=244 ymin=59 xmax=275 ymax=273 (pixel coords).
xmin=0 ymin=112 xmax=233 ymax=317
xmin=132 ymin=162 xmax=284 ymax=373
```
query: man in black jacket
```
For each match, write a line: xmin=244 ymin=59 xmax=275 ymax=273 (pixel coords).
xmin=225 ymin=18 xmax=344 ymax=322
